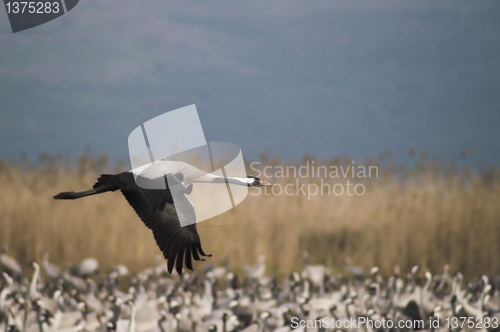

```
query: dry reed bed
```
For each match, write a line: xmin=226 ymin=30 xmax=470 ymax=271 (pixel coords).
xmin=0 ymin=152 xmax=499 ymax=278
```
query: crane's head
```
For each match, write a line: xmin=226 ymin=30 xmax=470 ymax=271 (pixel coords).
xmin=246 ymin=176 xmax=274 ymax=187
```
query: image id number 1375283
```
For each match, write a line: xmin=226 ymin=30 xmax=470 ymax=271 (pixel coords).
xmin=5 ymin=2 xmax=60 ymax=14
xmin=445 ymin=317 xmax=498 ymax=330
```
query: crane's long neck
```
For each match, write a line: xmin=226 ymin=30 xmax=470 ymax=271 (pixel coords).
xmin=189 ymin=174 xmax=252 ymax=186
xmin=30 ymin=263 xmax=40 ymax=300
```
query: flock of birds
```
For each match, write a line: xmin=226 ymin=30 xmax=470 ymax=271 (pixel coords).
xmin=1 ymin=246 xmax=500 ymax=332
xmin=0 ymin=157 xmax=495 ymax=331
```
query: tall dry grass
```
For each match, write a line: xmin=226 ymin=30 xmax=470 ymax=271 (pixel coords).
xmin=0 ymin=150 xmax=499 ymax=278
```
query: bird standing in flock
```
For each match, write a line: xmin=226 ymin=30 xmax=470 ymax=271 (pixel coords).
xmin=53 ymin=160 xmax=273 ymax=274
xmin=1 ymin=251 xmax=500 ymax=332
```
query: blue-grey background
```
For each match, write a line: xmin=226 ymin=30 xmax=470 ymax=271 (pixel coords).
xmin=1 ymin=1 xmax=499 ymax=166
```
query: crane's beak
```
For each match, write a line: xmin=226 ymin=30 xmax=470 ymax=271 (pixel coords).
xmin=259 ymin=180 xmax=275 ymax=187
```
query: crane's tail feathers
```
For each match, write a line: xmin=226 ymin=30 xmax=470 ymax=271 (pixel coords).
xmin=54 ymin=174 xmax=123 ymax=200
xmin=93 ymin=174 xmax=123 ymax=189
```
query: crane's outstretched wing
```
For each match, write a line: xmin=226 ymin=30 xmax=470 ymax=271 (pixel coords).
xmin=101 ymin=172 xmax=211 ymax=274
xmin=55 ymin=168 xmax=212 ymax=274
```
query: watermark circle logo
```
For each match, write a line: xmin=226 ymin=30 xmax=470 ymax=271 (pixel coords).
xmin=128 ymin=105 xmax=250 ymax=227
xmin=3 ymin=0 xmax=79 ymax=33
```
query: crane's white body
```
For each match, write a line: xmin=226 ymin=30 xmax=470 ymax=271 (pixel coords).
xmin=131 ymin=160 xmax=254 ymax=186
